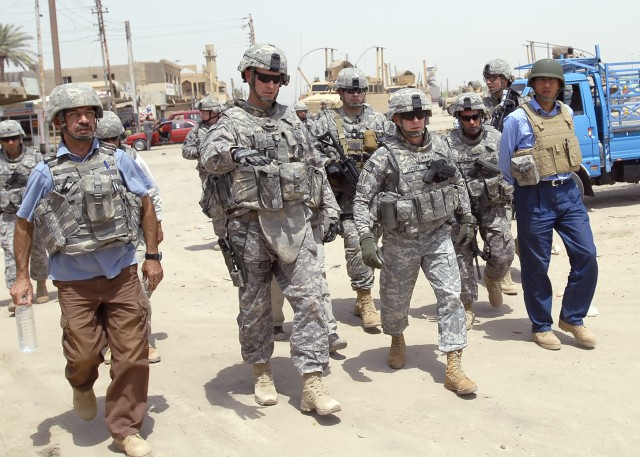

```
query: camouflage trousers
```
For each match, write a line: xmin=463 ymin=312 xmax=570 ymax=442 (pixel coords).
xmin=0 ymin=212 xmax=49 ymax=289
xmin=380 ymin=223 xmax=467 ymax=353
xmin=228 ymin=214 xmax=329 ymax=374
xmin=340 ymin=218 xmax=375 ymax=291
xmin=452 ymin=205 xmax=515 ymax=305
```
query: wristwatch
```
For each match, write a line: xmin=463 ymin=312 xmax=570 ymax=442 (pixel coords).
xmin=144 ymin=252 xmax=162 ymax=261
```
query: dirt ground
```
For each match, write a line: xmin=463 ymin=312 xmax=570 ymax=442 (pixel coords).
xmin=1 ymin=109 xmax=639 ymax=456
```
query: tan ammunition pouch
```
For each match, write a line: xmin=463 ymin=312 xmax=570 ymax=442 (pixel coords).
xmin=306 ymin=166 xmax=324 ymax=209
xmin=512 ymin=103 xmax=582 ymax=185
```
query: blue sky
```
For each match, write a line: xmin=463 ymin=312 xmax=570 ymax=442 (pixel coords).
xmin=4 ymin=0 xmax=640 ymax=104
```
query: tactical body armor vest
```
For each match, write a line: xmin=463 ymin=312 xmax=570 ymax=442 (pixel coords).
xmin=511 ymin=102 xmax=582 ymax=185
xmin=450 ymin=126 xmax=513 ymax=207
xmin=34 ymin=145 xmax=140 ymax=256
xmin=213 ymin=103 xmax=310 ymax=213
xmin=330 ymin=106 xmax=381 ymax=170
xmin=0 ymin=146 xmax=39 ymax=213
xmin=376 ymin=134 xmax=459 ymax=234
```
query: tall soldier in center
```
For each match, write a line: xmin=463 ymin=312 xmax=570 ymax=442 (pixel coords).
xmin=314 ymin=67 xmax=386 ymax=329
xmin=200 ymin=43 xmax=341 ymax=416
xmin=353 ymin=89 xmax=477 ymax=395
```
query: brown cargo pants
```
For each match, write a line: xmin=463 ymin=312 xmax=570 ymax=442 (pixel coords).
xmin=53 ymin=264 xmax=150 ymax=439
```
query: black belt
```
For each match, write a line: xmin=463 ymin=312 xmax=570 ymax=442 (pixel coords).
xmin=539 ymin=179 xmax=570 ymax=187
xmin=340 ymin=213 xmax=354 ymax=221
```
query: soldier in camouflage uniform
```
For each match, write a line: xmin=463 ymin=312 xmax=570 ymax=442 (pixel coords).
xmin=96 ymin=111 xmax=164 ymax=364
xmin=0 ymin=120 xmax=50 ymax=313
xmin=313 ymin=67 xmax=386 ymax=330
xmin=292 ymin=101 xmax=315 ymax=133
xmin=482 ymin=59 xmax=521 ymax=297
xmin=353 ymin=88 xmax=477 ymax=395
xmin=200 ymin=43 xmax=341 ymax=415
xmin=448 ymin=94 xmax=515 ymax=329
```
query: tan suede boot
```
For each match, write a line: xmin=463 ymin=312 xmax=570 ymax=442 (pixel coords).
xmin=444 ymin=350 xmax=477 ymax=395
xmin=463 ymin=301 xmax=474 ymax=331
xmin=484 ymin=276 xmax=503 ymax=308
xmin=353 ymin=289 xmax=381 ymax=328
xmin=499 ymin=270 xmax=518 ymax=296
xmin=253 ymin=362 xmax=278 ymax=406
xmin=35 ymin=280 xmax=50 ymax=304
xmin=388 ymin=334 xmax=406 ymax=369
xmin=300 ymin=372 xmax=341 ymax=415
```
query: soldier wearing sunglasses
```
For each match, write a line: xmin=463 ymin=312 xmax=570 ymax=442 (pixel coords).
xmin=313 ymin=66 xmax=386 ymax=330
xmin=448 ymin=93 xmax=516 ymax=330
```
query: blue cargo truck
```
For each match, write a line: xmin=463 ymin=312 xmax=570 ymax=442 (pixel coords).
xmin=513 ymin=45 xmax=640 ymax=196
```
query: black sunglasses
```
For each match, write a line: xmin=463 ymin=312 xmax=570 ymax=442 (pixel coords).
xmin=459 ymin=114 xmax=481 ymax=122
xmin=344 ymin=88 xmax=367 ymax=94
xmin=104 ymin=136 xmax=120 ymax=142
xmin=0 ymin=135 xmax=21 ymax=142
xmin=255 ymin=72 xmax=283 ymax=84
xmin=400 ymin=111 xmax=428 ymax=121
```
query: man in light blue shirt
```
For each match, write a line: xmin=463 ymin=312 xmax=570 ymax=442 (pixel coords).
xmin=10 ymin=83 xmax=162 ymax=457
xmin=499 ymin=59 xmax=598 ymax=351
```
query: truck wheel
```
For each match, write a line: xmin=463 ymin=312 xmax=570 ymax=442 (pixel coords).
xmin=447 ymin=105 xmax=456 ymax=116
xmin=570 ymin=172 xmax=584 ymax=201
xmin=133 ymin=139 xmax=146 ymax=151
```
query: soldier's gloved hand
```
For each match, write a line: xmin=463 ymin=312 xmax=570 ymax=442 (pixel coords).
xmin=232 ymin=147 xmax=273 ymax=166
xmin=322 ymin=220 xmax=342 ymax=243
xmin=360 ymin=233 xmax=383 ymax=269
xmin=455 ymin=213 xmax=476 ymax=246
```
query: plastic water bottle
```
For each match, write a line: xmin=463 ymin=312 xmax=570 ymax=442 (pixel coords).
xmin=15 ymin=305 xmax=37 ymax=353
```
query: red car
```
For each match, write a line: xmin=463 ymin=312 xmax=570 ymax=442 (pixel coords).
xmin=124 ymin=119 xmax=197 ymax=151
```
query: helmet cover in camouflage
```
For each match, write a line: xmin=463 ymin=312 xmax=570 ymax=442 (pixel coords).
xmin=483 ymin=59 xmax=513 ymax=82
xmin=95 ymin=111 xmax=125 ymax=139
xmin=47 ymin=83 xmax=104 ymax=122
xmin=335 ymin=67 xmax=368 ymax=90
xmin=238 ymin=43 xmax=290 ymax=86
xmin=387 ymin=88 xmax=432 ymax=119
xmin=527 ymin=58 xmax=565 ymax=87
xmin=293 ymin=101 xmax=308 ymax=111
xmin=197 ymin=95 xmax=223 ymax=113
xmin=0 ymin=119 xmax=26 ymax=138
xmin=452 ymin=92 xmax=489 ymax=118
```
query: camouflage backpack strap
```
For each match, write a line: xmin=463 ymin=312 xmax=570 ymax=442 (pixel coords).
xmin=331 ymin=111 xmax=350 ymax=155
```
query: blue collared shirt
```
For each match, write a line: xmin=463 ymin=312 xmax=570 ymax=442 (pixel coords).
xmin=17 ymin=139 xmax=152 ymax=280
xmin=499 ymin=97 xmax=573 ymax=184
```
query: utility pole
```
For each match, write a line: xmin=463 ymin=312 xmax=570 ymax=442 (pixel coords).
xmin=125 ymin=21 xmax=139 ymax=133
xmin=244 ymin=15 xmax=255 ymax=45
xmin=34 ymin=0 xmax=49 ymax=153
xmin=48 ymin=0 xmax=62 ymax=85
xmin=93 ymin=0 xmax=114 ymax=110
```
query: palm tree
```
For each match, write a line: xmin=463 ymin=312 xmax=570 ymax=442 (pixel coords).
xmin=0 ymin=23 xmax=36 ymax=82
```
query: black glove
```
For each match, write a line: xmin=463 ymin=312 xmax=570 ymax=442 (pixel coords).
xmin=322 ymin=221 xmax=342 ymax=243
xmin=232 ymin=147 xmax=273 ymax=166
xmin=359 ymin=233 xmax=383 ymax=269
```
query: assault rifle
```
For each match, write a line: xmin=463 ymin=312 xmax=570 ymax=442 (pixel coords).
xmin=490 ymin=88 xmax=519 ymax=132
xmin=459 ymin=165 xmax=491 ymax=279
xmin=422 ymin=159 xmax=457 ymax=184
xmin=466 ymin=158 xmax=501 ymax=179
xmin=316 ymin=130 xmax=359 ymax=186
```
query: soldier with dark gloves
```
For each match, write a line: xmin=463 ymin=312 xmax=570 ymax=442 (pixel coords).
xmin=353 ymin=88 xmax=478 ymax=396
xmin=499 ymin=59 xmax=598 ymax=351
xmin=448 ymin=94 xmax=515 ymax=329
xmin=314 ymin=67 xmax=386 ymax=330
xmin=0 ymin=120 xmax=50 ymax=313
xmin=200 ymin=43 xmax=341 ymax=416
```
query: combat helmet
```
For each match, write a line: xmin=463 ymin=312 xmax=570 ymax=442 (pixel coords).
xmin=0 ymin=120 xmax=26 ymax=138
xmin=451 ymin=93 xmax=489 ymax=119
xmin=197 ymin=95 xmax=223 ymax=113
xmin=238 ymin=43 xmax=290 ymax=86
xmin=293 ymin=101 xmax=308 ymax=111
xmin=483 ymin=59 xmax=514 ymax=83
xmin=527 ymin=58 xmax=565 ymax=87
xmin=335 ymin=67 xmax=368 ymax=90
xmin=47 ymin=83 xmax=104 ymax=122
xmin=95 ymin=111 xmax=125 ymax=140
xmin=387 ymin=88 xmax=432 ymax=119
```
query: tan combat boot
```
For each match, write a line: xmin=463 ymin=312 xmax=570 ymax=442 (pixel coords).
xmin=388 ymin=334 xmax=406 ymax=369
xmin=300 ymin=372 xmax=341 ymax=415
xmin=463 ymin=301 xmax=474 ymax=331
xmin=499 ymin=270 xmax=518 ymax=296
xmin=35 ymin=280 xmax=50 ymax=304
xmin=484 ymin=276 xmax=503 ymax=308
xmin=444 ymin=350 xmax=477 ymax=395
xmin=72 ymin=387 xmax=97 ymax=421
xmin=353 ymin=289 xmax=381 ymax=328
xmin=113 ymin=433 xmax=152 ymax=457
xmin=253 ymin=362 xmax=278 ymax=406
